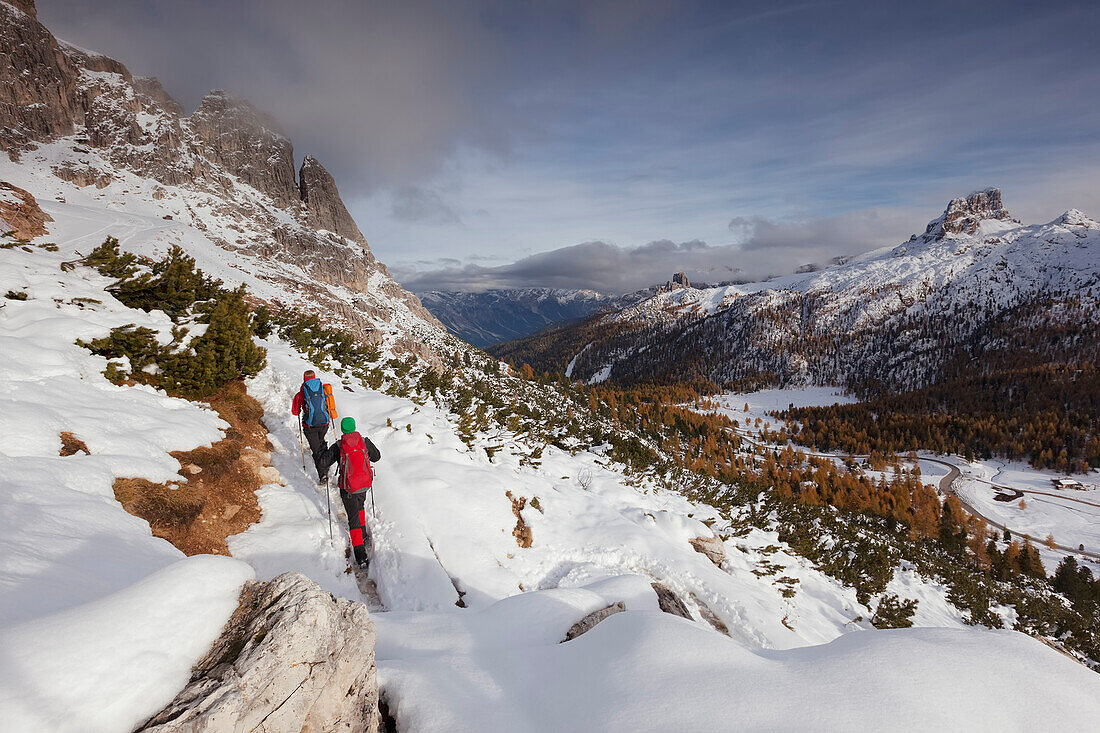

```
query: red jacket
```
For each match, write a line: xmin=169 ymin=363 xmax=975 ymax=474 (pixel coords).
xmin=291 ymin=389 xmax=304 ymax=416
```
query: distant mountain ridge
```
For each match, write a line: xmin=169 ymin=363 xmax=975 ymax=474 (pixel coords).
xmin=492 ymin=189 xmax=1100 ymax=394
xmin=417 ymin=287 xmax=624 ymax=347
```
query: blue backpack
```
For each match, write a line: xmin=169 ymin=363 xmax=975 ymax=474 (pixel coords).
xmin=301 ymin=378 xmax=328 ymax=427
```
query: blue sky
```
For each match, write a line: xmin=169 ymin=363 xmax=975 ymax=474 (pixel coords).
xmin=40 ymin=0 xmax=1100 ymax=292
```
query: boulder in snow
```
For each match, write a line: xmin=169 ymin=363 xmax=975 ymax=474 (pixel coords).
xmin=563 ymin=602 xmax=626 ymax=642
xmin=140 ymin=572 xmax=379 ymax=733
xmin=651 ymin=583 xmax=692 ymax=619
xmin=689 ymin=533 xmax=726 ymax=567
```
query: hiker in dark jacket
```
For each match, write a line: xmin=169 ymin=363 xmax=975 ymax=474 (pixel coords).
xmin=320 ymin=417 xmax=381 ymax=567
xmin=292 ymin=369 xmax=331 ymax=481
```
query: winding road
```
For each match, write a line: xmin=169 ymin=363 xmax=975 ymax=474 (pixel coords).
xmin=733 ymin=428 xmax=1100 ymax=563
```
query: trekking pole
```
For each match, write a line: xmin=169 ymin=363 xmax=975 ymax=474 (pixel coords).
xmin=297 ymin=412 xmax=306 ymax=471
xmin=325 ymin=472 xmax=333 ymax=541
xmin=322 ymin=383 xmax=339 ymax=543
xmin=370 ymin=467 xmax=377 ymax=517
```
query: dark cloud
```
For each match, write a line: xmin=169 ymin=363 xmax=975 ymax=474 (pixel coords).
xmin=398 ymin=207 xmax=915 ymax=293
xmin=391 ymin=186 xmax=462 ymax=225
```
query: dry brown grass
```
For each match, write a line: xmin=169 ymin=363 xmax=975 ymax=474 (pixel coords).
xmin=112 ymin=381 xmax=271 ymax=556
xmin=59 ymin=431 xmax=90 ymax=456
xmin=505 ymin=490 xmax=533 ymax=548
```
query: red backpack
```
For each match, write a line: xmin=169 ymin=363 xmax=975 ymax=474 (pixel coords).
xmin=339 ymin=432 xmax=374 ymax=493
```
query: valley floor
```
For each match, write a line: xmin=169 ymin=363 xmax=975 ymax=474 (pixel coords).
xmin=706 ymin=387 xmax=1100 ymax=574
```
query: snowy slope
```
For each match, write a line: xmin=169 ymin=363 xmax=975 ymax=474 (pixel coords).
xmin=0 ymin=231 xmax=254 ymax=731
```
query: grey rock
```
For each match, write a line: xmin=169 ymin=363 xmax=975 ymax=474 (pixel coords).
xmin=140 ymin=572 xmax=379 ymax=733
xmin=0 ymin=1 xmax=81 ymax=152
xmin=651 ymin=583 xmax=692 ymax=619
xmin=133 ymin=76 xmax=184 ymax=118
xmin=562 ymin=601 xmax=626 ymax=642
xmin=299 ymin=156 xmax=367 ymax=244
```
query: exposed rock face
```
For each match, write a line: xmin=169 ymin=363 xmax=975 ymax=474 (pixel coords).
xmin=300 ymin=156 xmax=367 ymax=244
xmin=689 ymin=533 xmax=726 ymax=567
xmin=671 ymin=272 xmax=690 ymax=288
xmin=0 ymin=0 xmax=81 ymax=152
xmin=132 ymin=76 xmax=184 ymax=117
xmin=926 ymin=188 xmax=1018 ymax=236
xmin=8 ymin=0 xmax=36 ymax=16
xmin=0 ymin=181 xmax=52 ymax=239
xmin=140 ymin=572 xmax=379 ymax=733
xmin=651 ymin=583 xmax=692 ymax=619
xmin=190 ymin=91 xmax=299 ymax=209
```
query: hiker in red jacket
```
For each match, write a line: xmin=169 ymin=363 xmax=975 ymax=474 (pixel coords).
xmin=292 ymin=369 xmax=331 ymax=481
xmin=320 ymin=416 xmax=381 ymax=567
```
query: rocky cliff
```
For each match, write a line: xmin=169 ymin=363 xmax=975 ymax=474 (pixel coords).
xmin=0 ymin=0 xmax=442 ymax=352
xmin=189 ymin=90 xmax=299 ymax=210
xmin=300 ymin=155 xmax=367 ymax=244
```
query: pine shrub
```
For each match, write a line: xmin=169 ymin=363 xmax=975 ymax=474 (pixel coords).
xmin=871 ymin=594 xmax=918 ymax=628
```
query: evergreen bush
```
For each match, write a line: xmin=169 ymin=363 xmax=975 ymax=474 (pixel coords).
xmin=871 ymin=594 xmax=918 ymax=629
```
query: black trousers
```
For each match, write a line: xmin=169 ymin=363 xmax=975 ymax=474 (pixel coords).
xmin=303 ymin=422 xmax=329 ymax=480
xmin=341 ymin=489 xmax=369 ymax=548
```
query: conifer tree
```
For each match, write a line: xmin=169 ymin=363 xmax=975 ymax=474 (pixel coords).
xmin=871 ymin=594 xmax=918 ymax=629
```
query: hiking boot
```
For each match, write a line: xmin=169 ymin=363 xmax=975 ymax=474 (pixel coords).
xmin=353 ymin=545 xmax=368 ymax=567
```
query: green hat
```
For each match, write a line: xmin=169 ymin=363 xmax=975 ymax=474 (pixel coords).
xmin=340 ymin=416 xmax=356 ymax=434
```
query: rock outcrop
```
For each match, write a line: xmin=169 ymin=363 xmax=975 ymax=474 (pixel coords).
xmin=140 ymin=572 xmax=379 ymax=733
xmin=926 ymin=187 xmax=1018 ymax=237
xmin=0 ymin=181 xmax=52 ymax=239
xmin=651 ymin=583 xmax=692 ymax=619
xmin=0 ymin=0 xmax=81 ymax=153
xmin=300 ymin=156 xmax=367 ymax=244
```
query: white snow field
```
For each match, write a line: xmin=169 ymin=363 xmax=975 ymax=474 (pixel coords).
xmin=956 ymin=459 xmax=1100 ymax=557
xmin=707 ymin=386 xmax=858 ymax=431
xmin=1 ymin=177 xmax=1099 ymax=729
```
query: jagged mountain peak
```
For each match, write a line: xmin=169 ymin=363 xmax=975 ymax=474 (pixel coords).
xmin=0 ymin=2 xmax=445 ymax=358
xmin=923 ymin=187 xmax=1019 ymax=238
xmin=1056 ymin=208 xmax=1098 ymax=229
xmin=298 ymin=155 xmax=367 ymax=244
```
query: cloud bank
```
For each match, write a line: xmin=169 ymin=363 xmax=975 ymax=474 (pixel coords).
xmin=398 ymin=208 xmax=916 ymax=294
